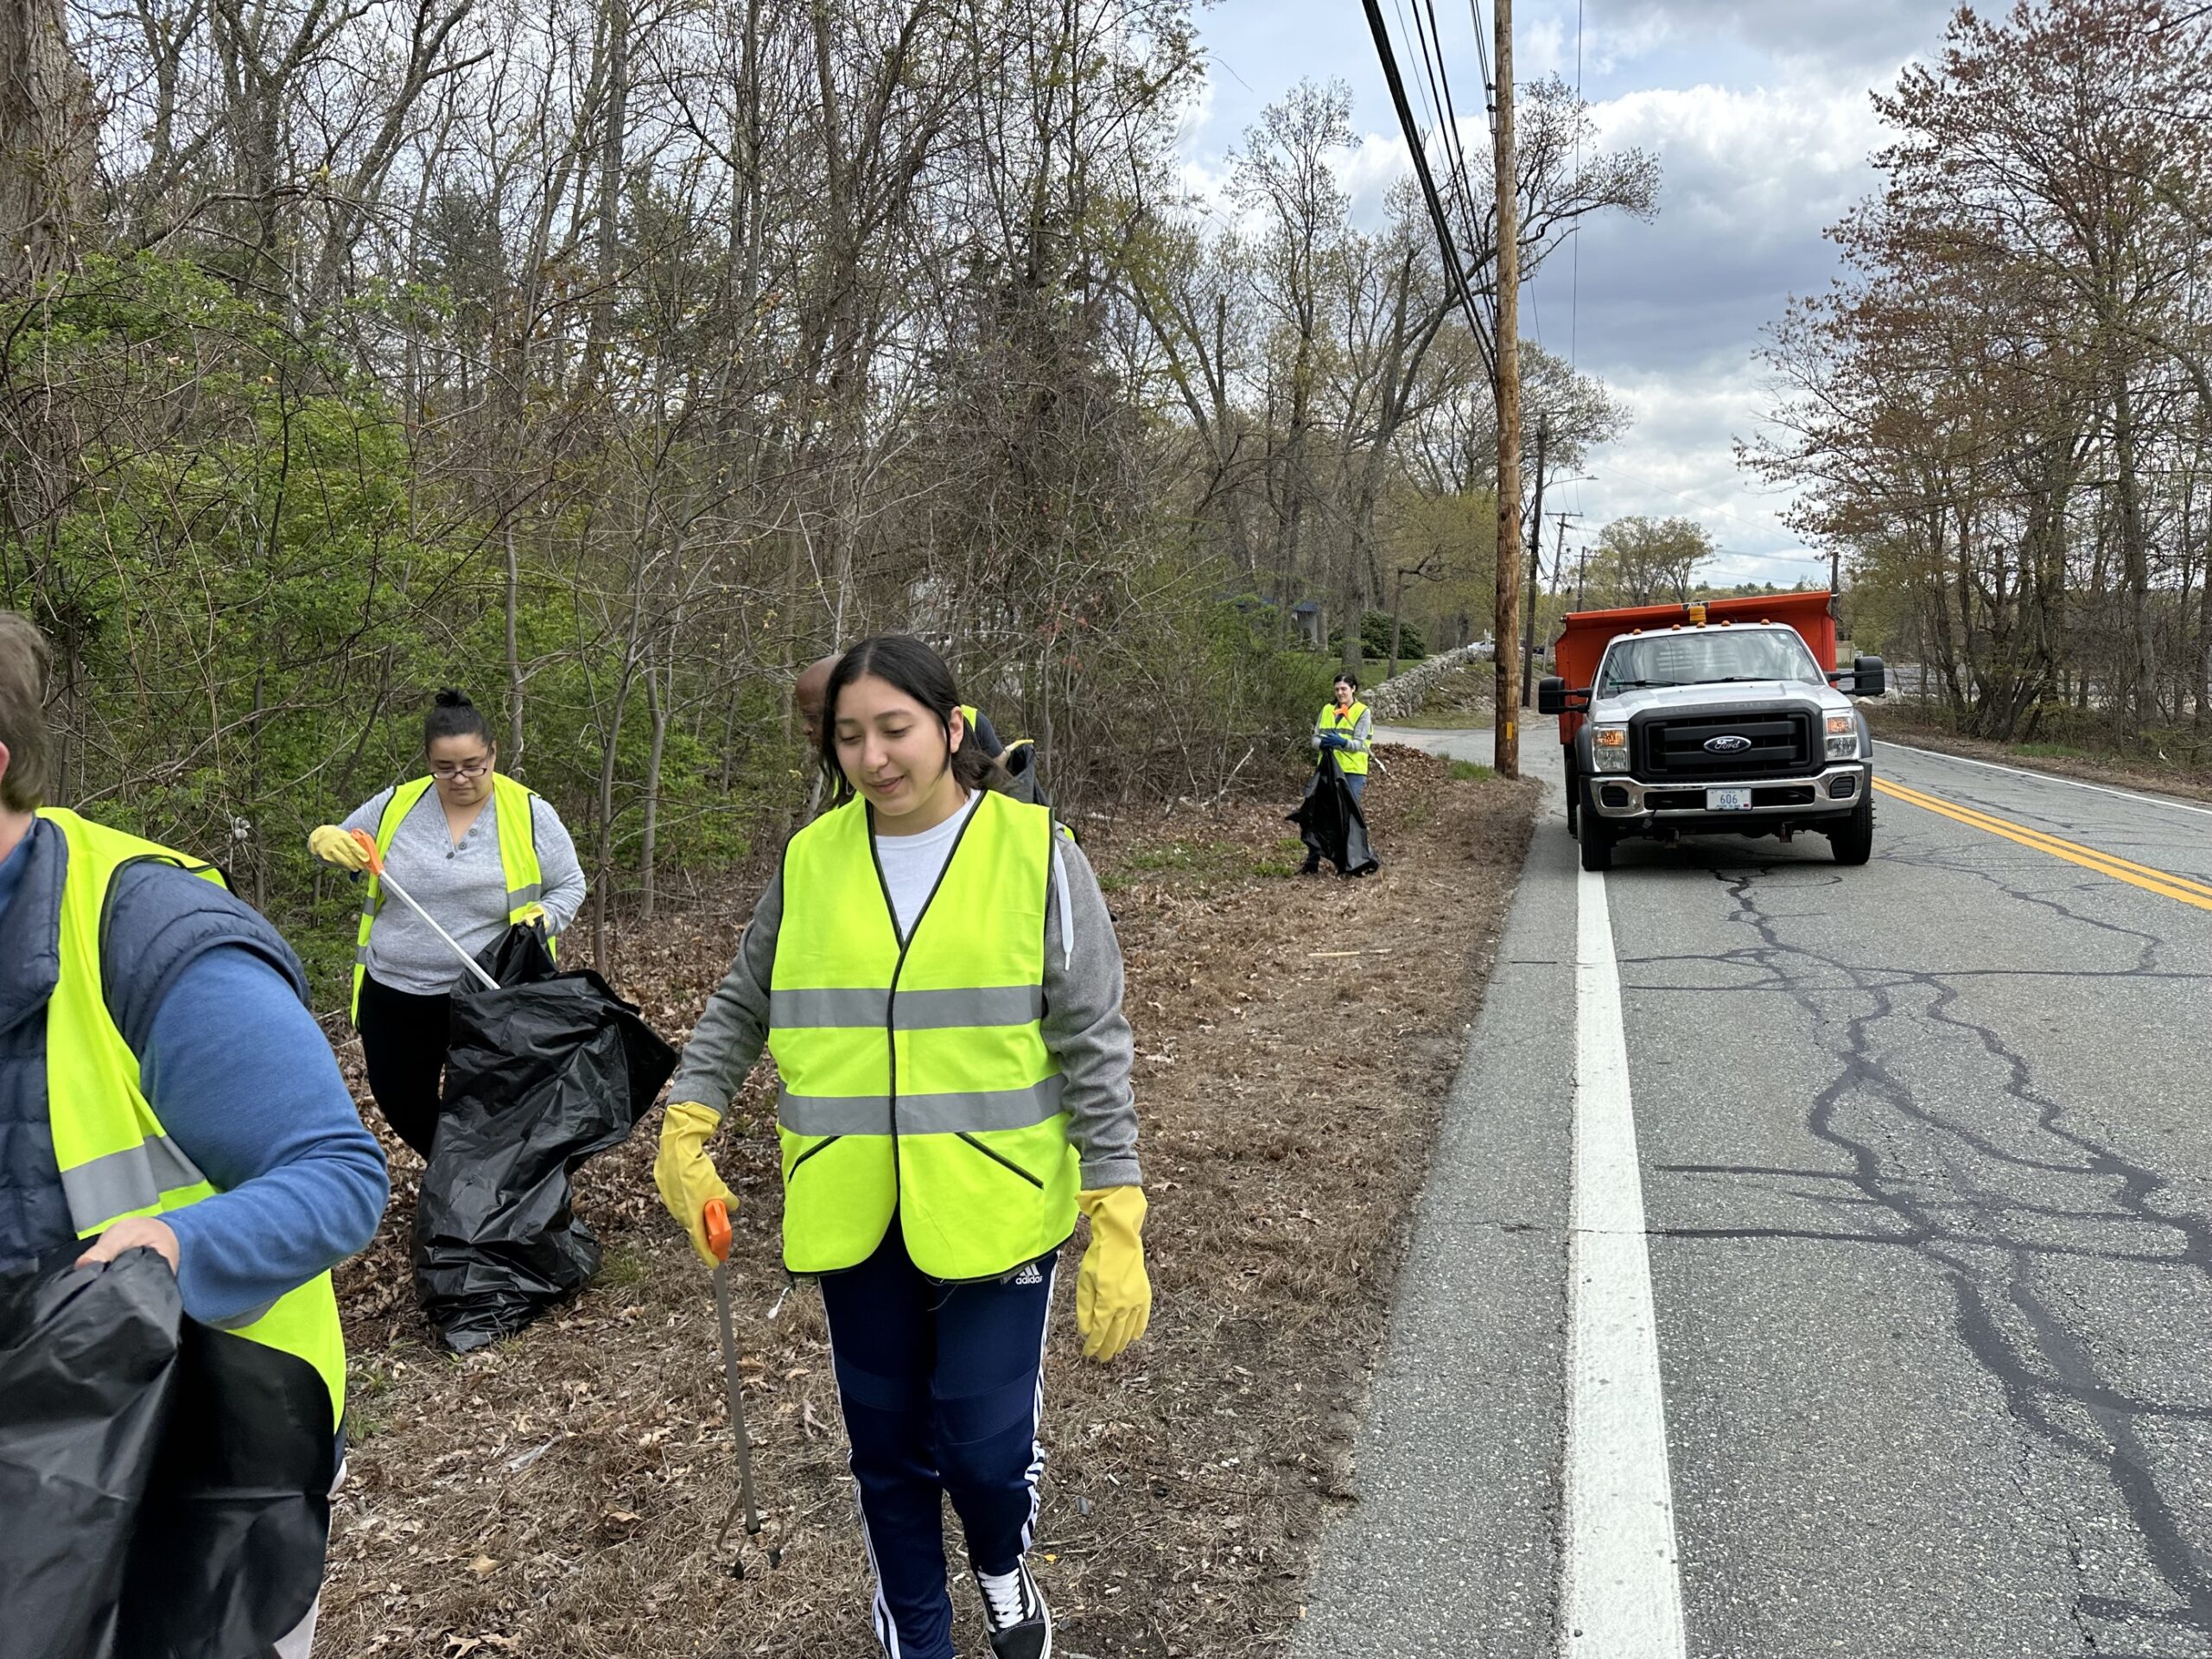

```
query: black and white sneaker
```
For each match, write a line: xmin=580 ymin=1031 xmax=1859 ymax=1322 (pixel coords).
xmin=976 ymin=1560 xmax=1052 ymax=1659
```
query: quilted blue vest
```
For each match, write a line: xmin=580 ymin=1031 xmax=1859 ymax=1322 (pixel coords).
xmin=0 ymin=818 xmax=307 ymax=1272
xmin=0 ymin=820 xmax=68 ymax=1268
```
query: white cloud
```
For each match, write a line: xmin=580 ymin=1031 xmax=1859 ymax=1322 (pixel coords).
xmin=1169 ymin=0 xmax=1921 ymax=586
xmin=1580 ymin=0 xmax=1933 ymax=77
xmin=1338 ymin=130 xmax=1418 ymax=226
xmin=1591 ymin=80 xmax=1884 ymax=246
xmin=1559 ymin=359 xmax=1828 ymax=584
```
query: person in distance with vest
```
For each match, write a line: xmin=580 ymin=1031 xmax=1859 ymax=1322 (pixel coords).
xmin=0 ymin=612 xmax=389 ymax=1656
xmin=1300 ymin=671 xmax=1373 ymax=875
xmin=308 ymin=690 xmax=587 ymax=1160
xmin=655 ymin=633 xmax=1148 ymax=1659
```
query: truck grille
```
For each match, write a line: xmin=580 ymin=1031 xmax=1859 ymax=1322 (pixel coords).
xmin=1636 ymin=711 xmax=1813 ymax=780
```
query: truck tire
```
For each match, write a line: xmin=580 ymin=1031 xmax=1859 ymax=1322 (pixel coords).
xmin=1828 ymin=791 xmax=1873 ymax=865
xmin=1580 ymin=801 xmax=1615 ymax=872
xmin=1564 ymin=752 xmax=1581 ymax=838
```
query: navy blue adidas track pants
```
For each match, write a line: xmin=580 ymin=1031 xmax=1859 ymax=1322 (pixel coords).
xmin=820 ymin=1223 xmax=1060 ymax=1659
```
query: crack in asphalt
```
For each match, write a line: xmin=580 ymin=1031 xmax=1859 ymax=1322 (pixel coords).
xmin=1657 ymin=848 xmax=2212 ymax=1649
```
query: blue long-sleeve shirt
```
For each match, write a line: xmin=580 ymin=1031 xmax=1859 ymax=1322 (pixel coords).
xmin=0 ymin=830 xmax=387 ymax=1325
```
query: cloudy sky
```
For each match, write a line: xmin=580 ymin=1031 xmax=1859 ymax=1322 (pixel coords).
xmin=1179 ymin=0 xmax=1948 ymax=586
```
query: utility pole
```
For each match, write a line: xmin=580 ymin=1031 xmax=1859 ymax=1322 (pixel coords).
xmin=1518 ymin=416 xmax=1548 ymax=709
xmin=1524 ymin=504 xmax=1575 ymax=705
xmin=1491 ymin=0 xmax=1522 ymax=777
xmin=1544 ymin=512 xmax=1573 ymax=677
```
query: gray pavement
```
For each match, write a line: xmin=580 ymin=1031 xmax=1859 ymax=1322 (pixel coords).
xmin=1294 ymin=724 xmax=2212 ymax=1658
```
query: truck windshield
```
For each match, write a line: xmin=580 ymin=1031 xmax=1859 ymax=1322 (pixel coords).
xmin=1596 ymin=629 xmax=1823 ymax=694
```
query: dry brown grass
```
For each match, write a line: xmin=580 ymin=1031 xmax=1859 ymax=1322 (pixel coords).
xmin=318 ymin=748 xmax=1538 ymax=1657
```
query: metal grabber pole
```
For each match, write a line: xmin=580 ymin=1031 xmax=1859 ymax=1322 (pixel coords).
xmin=347 ymin=830 xmax=499 ymax=991
xmin=704 ymin=1199 xmax=776 ymax=1575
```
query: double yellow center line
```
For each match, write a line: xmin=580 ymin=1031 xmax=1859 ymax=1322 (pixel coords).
xmin=1873 ymin=777 xmax=2212 ymax=912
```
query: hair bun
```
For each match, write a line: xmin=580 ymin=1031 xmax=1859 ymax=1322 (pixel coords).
xmin=434 ymin=688 xmax=474 ymax=709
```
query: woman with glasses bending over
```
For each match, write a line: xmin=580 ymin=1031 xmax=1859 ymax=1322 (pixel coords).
xmin=308 ymin=690 xmax=587 ymax=1159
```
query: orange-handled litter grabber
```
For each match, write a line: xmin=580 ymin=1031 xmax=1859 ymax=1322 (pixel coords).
xmin=349 ymin=830 xmax=499 ymax=992
xmin=705 ymin=1198 xmax=774 ymax=1573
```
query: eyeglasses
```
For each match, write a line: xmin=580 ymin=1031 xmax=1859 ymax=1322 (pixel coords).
xmin=429 ymin=759 xmax=492 ymax=780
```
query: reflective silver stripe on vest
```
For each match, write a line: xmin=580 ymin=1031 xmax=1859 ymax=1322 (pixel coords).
xmin=507 ymin=882 xmax=542 ymax=909
xmin=769 ymin=985 xmax=1045 ymax=1030
xmin=776 ymin=1092 xmax=893 ymax=1135
xmin=61 ymin=1135 xmax=211 ymax=1230
xmin=778 ymin=1075 xmax=1065 ymax=1136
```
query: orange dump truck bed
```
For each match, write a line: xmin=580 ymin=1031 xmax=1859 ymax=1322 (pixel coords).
xmin=1550 ymin=591 xmax=1837 ymax=743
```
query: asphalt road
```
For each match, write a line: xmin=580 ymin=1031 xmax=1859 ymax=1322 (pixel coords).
xmin=1294 ymin=725 xmax=2212 ymax=1659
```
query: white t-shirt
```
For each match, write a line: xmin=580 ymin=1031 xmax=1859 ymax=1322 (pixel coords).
xmin=874 ymin=792 xmax=982 ymax=938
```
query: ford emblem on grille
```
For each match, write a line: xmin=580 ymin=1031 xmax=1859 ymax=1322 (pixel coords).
xmin=1704 ymin=734 xmax=1752 ymax=753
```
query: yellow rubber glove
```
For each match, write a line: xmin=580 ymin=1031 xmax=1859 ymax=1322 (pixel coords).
xmin=308 ymin=824 xmax=371 ymax=872
xmin=654 ymin=1102 xmax=738 ymax=1266
xmin=1075 ymin=1185 xmax=1151 ymax=1363
xmin=515 ymin=902 xmax=548 ymax=930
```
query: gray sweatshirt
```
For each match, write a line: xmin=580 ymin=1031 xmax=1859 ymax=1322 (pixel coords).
xmin=339 ymin=784 xmax=588 ymax=995
xmin=669 ymin=825 xmax=1142 ymax=1190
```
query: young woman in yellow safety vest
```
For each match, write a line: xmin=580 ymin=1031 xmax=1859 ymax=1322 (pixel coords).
xmin=308 ymin=690 xmax=587 ymax=1159
xmin=655 ymin=633 xmax=1149 ymax=1659
xmin=1301 ymin=672 xmax=1373 ymax=874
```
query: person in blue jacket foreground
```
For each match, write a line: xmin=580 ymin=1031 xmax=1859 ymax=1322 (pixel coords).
xmin=0 ymin=610 xmax=389 ymax=1656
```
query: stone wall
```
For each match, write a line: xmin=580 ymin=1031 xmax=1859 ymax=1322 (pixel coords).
xmin=1363 ymin=640 xmax=1495 ymax=721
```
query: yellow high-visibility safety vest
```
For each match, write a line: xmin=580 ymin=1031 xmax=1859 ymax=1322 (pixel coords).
xmin=350 ymin=772 xmax=545 ymax=1022
xmin=38 ymin=807 xmax=347 ymax=1424
xmin=1319 ymin=700 xmax=1371 ymax=776
xmin=769 ymin=791 xmax=1079 ymax=1281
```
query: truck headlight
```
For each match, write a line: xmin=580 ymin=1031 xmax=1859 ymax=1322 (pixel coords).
xmin=1825 ymin=713 xmax=1859 ymax=760
xmin=1592 ymin=724 xmax=1630 ymax=772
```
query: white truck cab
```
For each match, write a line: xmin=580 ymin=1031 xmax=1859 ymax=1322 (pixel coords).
xmin=1539 ymin=620 xmax=1885 ymax=872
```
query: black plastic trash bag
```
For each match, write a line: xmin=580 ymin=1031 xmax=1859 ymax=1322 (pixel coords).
xmin=414 ymin=925 xmax=678 ymax=1352
xmin=116 ymin=1313 xmax=339 ymax=1659
xmin=0 ymin=1250 xmax=181 ymax=1659
xmin=1288 ymin=752 xmax=1380 ymax=877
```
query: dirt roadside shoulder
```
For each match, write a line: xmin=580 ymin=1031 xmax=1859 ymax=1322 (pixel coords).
xmin=320 ymin=747 xmax=1540 ymax=1658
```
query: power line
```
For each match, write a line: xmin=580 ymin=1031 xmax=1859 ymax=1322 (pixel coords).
xmin=1361 ymin=0 xmax=1491 ymax=353
xmin=1406 ymin=0 xmax=1486 ymax=293
xmin=1465 ymin=0 xmax=1494 ymax=135
xmin=1412 ymin=0 xmax=1497 ymax=339
xmin=1465 ymin=0 xmax=1535 ymax=355
xmin=1570 ymin=0 xmax=1584 ymax=373
xmin=1570 ymin=0 xmax=1586 ymax=525
xmin=1395 ymin=0 xmax=1449 ymax=146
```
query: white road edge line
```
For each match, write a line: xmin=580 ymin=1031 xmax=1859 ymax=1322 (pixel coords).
xmin=1882 ymin=740 xmax=2212 ymax=820
xmin=1561 ymin=867 xmax=1689 ymax=1658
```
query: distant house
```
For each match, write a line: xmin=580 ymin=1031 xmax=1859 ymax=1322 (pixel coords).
xmin=1292 ymin=601 xmax=1322 ymax=650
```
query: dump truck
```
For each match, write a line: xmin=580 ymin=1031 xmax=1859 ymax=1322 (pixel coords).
xmin=1535 ymin=591 xmax=1886 ymax=872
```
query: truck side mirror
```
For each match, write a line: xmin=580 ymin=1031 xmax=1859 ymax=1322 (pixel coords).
xmin=1536 ymin=677 xmax=1568 ymax=715
xmin=1851 ymin=655 xmax=1886 ymax=698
